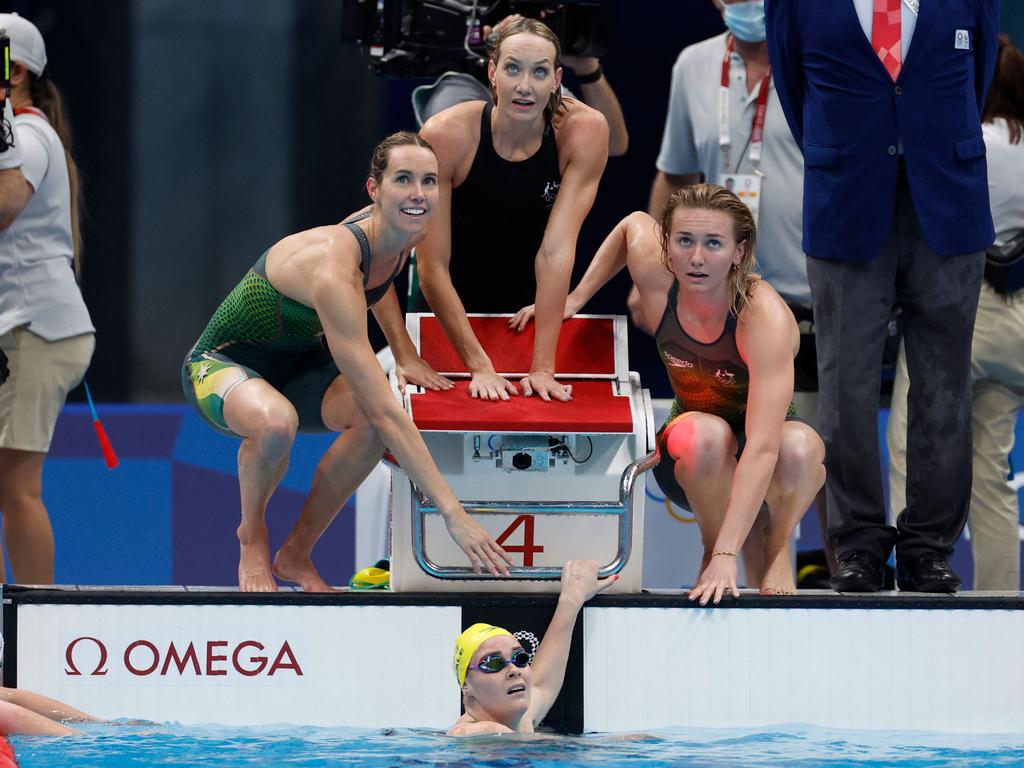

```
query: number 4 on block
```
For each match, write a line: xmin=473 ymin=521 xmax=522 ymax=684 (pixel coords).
xmin=495 ymin=515 xmax=545 ymax=566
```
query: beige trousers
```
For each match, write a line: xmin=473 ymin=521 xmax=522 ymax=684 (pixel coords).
xmin=887 ymin=282 xmax=1024 ymax=590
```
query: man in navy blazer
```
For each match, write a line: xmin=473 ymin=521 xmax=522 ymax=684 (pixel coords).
xmin=766 ymin=0 xmax=999 ymax=592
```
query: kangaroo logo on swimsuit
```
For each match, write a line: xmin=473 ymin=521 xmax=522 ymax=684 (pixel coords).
xmin=714 ymin=368 xmax=737 ymax=385
xmin=541 ymin=180 xmax=560 ymax=206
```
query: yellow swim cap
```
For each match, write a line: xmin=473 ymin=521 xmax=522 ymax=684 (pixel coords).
xmin=453 ymin=623 xmax=513 ymax=686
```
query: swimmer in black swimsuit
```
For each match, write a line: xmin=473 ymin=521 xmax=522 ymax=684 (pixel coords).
xmin=182 ymin=132 xmax=512 ymax=592
xmin=418 ymin=17 xmax=609 ymax=403
xmin=515 ymin=185 xmax=826 ymax=604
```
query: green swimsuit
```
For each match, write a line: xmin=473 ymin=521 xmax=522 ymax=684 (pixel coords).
xmin=181 ymin=212 xmax=403 ymax=435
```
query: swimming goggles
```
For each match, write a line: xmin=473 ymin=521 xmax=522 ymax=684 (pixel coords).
xmin=468 ymin=650 xmax=531 ymax=674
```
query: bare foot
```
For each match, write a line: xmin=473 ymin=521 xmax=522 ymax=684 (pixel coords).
xmin=759 ymin=538 xmax=797 ymax=596
xmin=239 ymin=540 xmax=278 ymax=592
xmin=759 ymin=585 xmax=797 ymax=595
xmin=273 ymin=545 xmax=338 ymax=593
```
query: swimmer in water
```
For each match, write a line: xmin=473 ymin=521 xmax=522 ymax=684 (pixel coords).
xmin=449 ymin=560 xmax=613 ymax=735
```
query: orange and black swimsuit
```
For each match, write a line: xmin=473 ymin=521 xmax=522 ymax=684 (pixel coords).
xmin=656 ymin=280 xmax=752 ymax=434
xmin=651 ymin=280 xmax=799 ymax=509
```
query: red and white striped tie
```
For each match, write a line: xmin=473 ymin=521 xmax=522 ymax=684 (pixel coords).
xmin=873 ymin=0 xmax=903 ymax=81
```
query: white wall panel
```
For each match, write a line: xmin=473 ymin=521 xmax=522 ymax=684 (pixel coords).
xmin=17 ymin=604 xmax=461 ymax=728
xmin=584 ymin=606 xmax=1024 ymax=733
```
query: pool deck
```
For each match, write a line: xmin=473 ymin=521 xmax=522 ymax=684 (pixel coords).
xmin=4 ymin=584 xmax=1021 ymax=604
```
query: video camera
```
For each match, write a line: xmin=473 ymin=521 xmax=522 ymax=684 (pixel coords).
xmin=341 ymin=0 xmax=607 ymax=78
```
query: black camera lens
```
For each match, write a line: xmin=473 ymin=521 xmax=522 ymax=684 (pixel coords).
xmin=511 ymin=452 xmax=533 ymax=470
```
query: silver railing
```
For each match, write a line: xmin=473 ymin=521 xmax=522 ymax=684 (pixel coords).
xmin=385 ymin=451 xmax=659 ymax=580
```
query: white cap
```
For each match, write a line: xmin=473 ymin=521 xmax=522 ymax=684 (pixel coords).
xmin=0 ymin=13 xmax=47 ymax=76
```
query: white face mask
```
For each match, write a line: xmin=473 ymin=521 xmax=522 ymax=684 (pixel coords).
xmin=723 ymin=1 xmax=767 ymax=43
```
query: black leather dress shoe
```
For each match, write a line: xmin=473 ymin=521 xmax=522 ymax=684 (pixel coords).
xmin=896 ymin=552 xmax=961 ymax=593
xmin=830 ymin=550 xmax=884 ymax=592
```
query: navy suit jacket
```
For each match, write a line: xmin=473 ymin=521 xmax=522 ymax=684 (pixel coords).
xmin=766 ymin=0 xmax=998 ymax=261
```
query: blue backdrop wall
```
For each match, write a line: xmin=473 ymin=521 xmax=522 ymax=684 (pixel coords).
xmin=34 ymin=405 xmax=1023 ymax=590
xmin=40 ymin=406 xmax=354 ymax=587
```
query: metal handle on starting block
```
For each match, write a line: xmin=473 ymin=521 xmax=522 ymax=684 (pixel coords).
xmin=390 ymin=451 xmax=659 ymax=580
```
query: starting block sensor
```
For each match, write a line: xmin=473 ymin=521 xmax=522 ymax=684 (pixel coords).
xmin=471 ymin=434 xmax=591 ymax=472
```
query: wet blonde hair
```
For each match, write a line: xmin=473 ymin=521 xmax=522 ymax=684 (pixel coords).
xmin=659 ymin=183 xmax=760 ymax=316
xmin=489 ymin=17 xmax=566 ymax=124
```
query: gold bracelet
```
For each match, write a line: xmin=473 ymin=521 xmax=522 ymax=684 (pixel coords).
xmin=711 ymin=551 xmax=738 ymax=558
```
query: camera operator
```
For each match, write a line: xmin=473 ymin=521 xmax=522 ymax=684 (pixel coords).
xmin=0 ymin=13 xmax=94 ymax=584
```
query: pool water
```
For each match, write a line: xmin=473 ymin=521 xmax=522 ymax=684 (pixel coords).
xmin=10 ymin=723 xmax=1024 ymax=767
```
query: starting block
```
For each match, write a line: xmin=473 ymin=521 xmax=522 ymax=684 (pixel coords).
xmin=388 ymin=314 xmax=657 ymax=593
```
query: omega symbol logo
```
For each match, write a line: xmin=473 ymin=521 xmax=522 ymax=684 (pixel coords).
xmin=63 ymin=637 xmax=303 ymax=677
xmin=65 ymin=636 xmax=109 ymax=676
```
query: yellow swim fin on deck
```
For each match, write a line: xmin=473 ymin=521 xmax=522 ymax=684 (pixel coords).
xmin=349 ymin=559 xmax=390 ymax=589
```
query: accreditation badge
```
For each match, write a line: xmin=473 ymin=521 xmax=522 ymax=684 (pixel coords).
xmin=719 ymin=173 xmax=762 ymax=225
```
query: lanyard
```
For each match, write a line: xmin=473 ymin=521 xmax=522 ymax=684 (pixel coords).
xmin=718 ymin=36 xmax=772 ymax=170
xmin=13 ymin=106 xmax=46 ymax=119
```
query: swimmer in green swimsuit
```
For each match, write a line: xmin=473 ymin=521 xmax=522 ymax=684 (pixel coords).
xmin=182 ymin=131 xmax=512 ymax=592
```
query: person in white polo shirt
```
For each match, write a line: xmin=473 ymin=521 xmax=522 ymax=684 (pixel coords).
xmin=0 ymin=13 xmax=94 ymax=584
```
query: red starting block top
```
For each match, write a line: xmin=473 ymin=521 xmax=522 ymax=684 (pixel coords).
xmin=408 ymin=380 xmax=633 ymax=433
xmin=416 ymin=315 xmax=617 ymax=377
